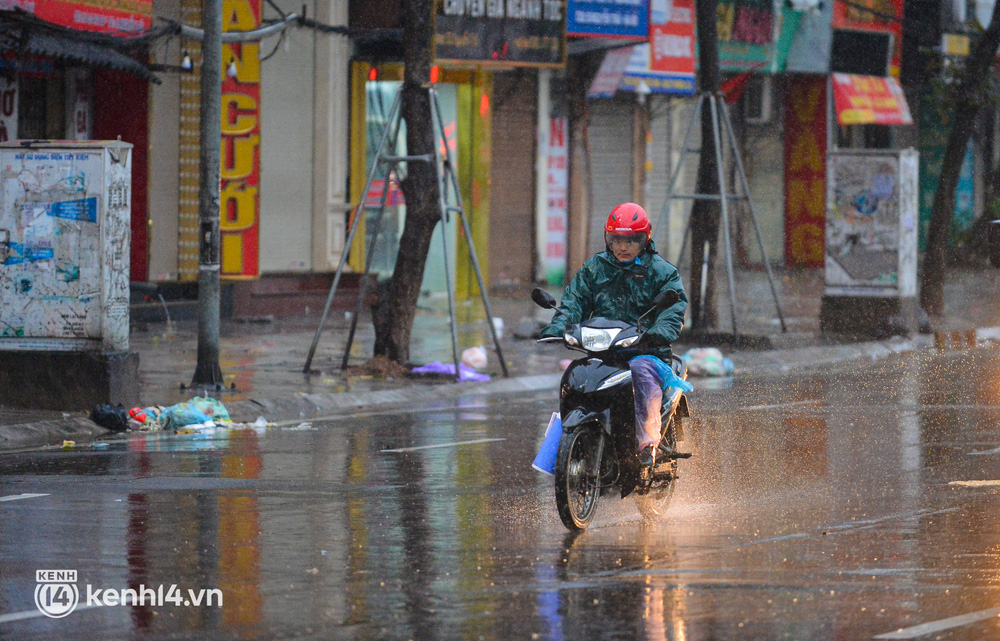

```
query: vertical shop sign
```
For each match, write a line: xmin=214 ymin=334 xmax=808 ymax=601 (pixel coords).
xmin=783 ymin=76 xmax=825 ymax=267
xmin=546 ymin=117 xmax=568 ymax=285
xmin=219 ymin=0 xmax=261 ymax=278
xmin=650 ymin=0 xmax=695 ymax=77
xmin=0 ymin=77 xmax=17 ymax=143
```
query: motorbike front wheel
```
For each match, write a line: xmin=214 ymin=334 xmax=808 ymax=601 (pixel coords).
xmin=554 ymin=425 xmax=603 ymax=531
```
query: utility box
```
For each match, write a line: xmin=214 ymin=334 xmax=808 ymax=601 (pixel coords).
xmin=821 ymin=148 xmax=919 ymax=337
xmin=0 ymin=140 xmax=138 ymax=409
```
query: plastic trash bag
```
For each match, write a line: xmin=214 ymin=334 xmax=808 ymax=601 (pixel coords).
xmin=189 ymin=396 xmax=231 ymax=422
xmin=629 ymin=356 xmax=694 ymax=392
xmin=90 ymin=404 xmax=129 ymax=432
xmin=160 ymin=402 xmax=212 ymax=430
xmin=411 ymin=360 xmax=491 ymax=382
xmin=680 ymin=347 xmax=735 ymax=377
xmin=461 ymin=346 xmax=488 ymax=370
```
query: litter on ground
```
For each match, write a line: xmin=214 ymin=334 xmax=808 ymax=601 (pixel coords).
xmin=681 ymin=347 xmax=735 ymax=377
xmin=411 ymin=361 xmax=490 ymax=382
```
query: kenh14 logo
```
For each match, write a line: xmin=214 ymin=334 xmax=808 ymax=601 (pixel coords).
xmin=34 ymin=570 xmax=79 ymax=618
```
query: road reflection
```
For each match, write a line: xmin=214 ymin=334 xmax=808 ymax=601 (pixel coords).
xmin=5 ymin=352 xmax=1000 ymax=639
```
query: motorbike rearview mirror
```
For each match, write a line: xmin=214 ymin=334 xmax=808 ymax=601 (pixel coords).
xmin=532 ymin=287 xmax=558 ymax=309
xmin=637 ymin=290 xmax=679 ymax=332
xmin=653 ymin=290 xmax=679 ymax=310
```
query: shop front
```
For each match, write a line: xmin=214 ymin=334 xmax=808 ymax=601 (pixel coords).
xmin=348 ymin=62 xmax=493 ymax=303
xmin=0 ymin=7 xmax=155 ymax=279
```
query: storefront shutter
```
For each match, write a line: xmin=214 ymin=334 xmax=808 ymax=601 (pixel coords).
xmin=490 ymin=72 xmax=537 ymax=286
xmin=587 ymin=98 xmax=634 ymax=255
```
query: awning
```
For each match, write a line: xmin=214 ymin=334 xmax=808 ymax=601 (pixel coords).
xmin=832 ymin=73 xmax=912 ymax=126
xmin=0 ymin=15 xmax=157 ymax=82
xmin=21 ymin=31 xmax=156 ymax=81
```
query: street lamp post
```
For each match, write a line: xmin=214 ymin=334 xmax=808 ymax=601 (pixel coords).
xmin=192 ymin=0 xmax=224 ymax=387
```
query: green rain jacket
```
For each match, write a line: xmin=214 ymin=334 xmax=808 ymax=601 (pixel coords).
xmin=539 ymin=241 xmax=688 ymax=363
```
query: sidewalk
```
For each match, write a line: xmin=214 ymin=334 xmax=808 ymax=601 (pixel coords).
xmin=3 ymin=266 xmax=999 ymax=450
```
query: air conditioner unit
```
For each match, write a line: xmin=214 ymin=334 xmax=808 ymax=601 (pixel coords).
xmin=743 ymin=75 xmax=772 ymax=124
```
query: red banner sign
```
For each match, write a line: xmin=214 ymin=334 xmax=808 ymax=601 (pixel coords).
xmin=649 ymin=0 xmax=695 ymax=75
xmin=832 ymin=73 xmax=912 ymax=126
xmin=28 ymin=0 xmax=152 ymax=34
xmin=219 ymin=0 xmax=261 ymax=279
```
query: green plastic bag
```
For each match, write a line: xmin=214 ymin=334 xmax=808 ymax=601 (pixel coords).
xmin=189 ymin=396 xmax=231 ymax=422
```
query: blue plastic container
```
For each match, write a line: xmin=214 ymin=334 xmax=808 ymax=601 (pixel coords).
xmin=532 ymin=413 xmax=562 ymax=475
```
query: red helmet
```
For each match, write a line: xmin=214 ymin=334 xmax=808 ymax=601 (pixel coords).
xmin=604 ymin=203 xmax=651 ymax=247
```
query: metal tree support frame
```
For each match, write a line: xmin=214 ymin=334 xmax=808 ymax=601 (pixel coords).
xmin=303 ymin=86 xmax=509 ymax=380
xmin=654 ymin=92 xmax=786 ymax=337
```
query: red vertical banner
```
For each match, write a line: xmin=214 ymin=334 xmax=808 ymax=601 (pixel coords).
xmin=649 ymin=0 xmax=695 ymax=75
xmin=219 ymin=0 xmax=261 ymax=278
xmin=832 ymin=0 xmax=903 ymax=77
xmin=783 ymin=75 xmax=826 ymax=268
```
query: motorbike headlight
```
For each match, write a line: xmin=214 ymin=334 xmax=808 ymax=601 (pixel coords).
xmin=581 ymin=327 xmax=621 ymax=351
xmin=616 ymin=334 xmax=639 ymax=348
xmin=564 ymin=332 xmax=579 ymax=346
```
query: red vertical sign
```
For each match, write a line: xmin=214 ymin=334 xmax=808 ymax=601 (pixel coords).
xmin=649 ymin=0 xmax=695 ymax=75
xmin=784 ymin=76 xmax=826 ymax=268
xmin=219 ymin=0 xmax=261 ymax=278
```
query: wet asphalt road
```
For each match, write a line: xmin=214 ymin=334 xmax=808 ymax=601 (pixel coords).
xmin=4 ymin=348 xmax=1000 ymax=640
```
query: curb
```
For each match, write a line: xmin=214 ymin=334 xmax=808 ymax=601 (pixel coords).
xmin=0 ymin=418 xmax=108 ymax=452
xmin=3 ymin=327 xmax=999 ymax=453
xmin=224 ymin=373 xmax=563 ymax=424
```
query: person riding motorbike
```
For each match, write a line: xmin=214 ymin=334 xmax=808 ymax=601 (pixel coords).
xmin=539 ymin=202 xmax=688 ymax=469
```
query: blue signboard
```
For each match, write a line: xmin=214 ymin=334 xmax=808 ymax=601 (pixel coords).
xmin=621 ymin=44 xmax=696 ymax=95
xmin=566 ymin=0 xmax=649 ymax=39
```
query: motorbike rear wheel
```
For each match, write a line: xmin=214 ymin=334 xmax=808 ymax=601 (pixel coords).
xmin=554 ymin=425 xmax=603 ymax=531
xmin=635 ymin=416 xmax=679 ymax=523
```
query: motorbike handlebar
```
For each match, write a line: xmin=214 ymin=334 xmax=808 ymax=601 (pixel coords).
xmin=536 ymin=337 xmax=563 ymax=343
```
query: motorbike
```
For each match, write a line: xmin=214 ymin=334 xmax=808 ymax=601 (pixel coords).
xmin=532 ymin=287 xmax=691 ymax=531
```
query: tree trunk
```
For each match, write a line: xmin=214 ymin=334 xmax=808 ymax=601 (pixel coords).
xmin=688 ymin=0 xmax=721 ymax=329
xmin=371 ymin=0 xmax=441 ymax=363
xmin=921 ymin=5 xmax=1000 ymax=314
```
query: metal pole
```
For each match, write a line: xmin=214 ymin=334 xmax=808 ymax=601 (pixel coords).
xmin=718 ymin=98 xmax=787 ymax=332
xmin=656 ymin=93 xmax=705 ymax=252
xmin=709 ymin=94 xmax=740 ymax=338
xmin=303 ymin=90 xmax=403 ymax=372
xmin=429 ymin=89 xmax=461 ymax=381
xmin=191 ymin=0 xmax=223 ymax=387
xmin=341 ymin=115 xmax=403 ymax=369
xmin=431 ymin=89 xmax=509 ymax=377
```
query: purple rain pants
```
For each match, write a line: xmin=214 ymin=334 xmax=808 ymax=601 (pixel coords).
xmin=630 ymin=356 xmax=665 ymax=450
